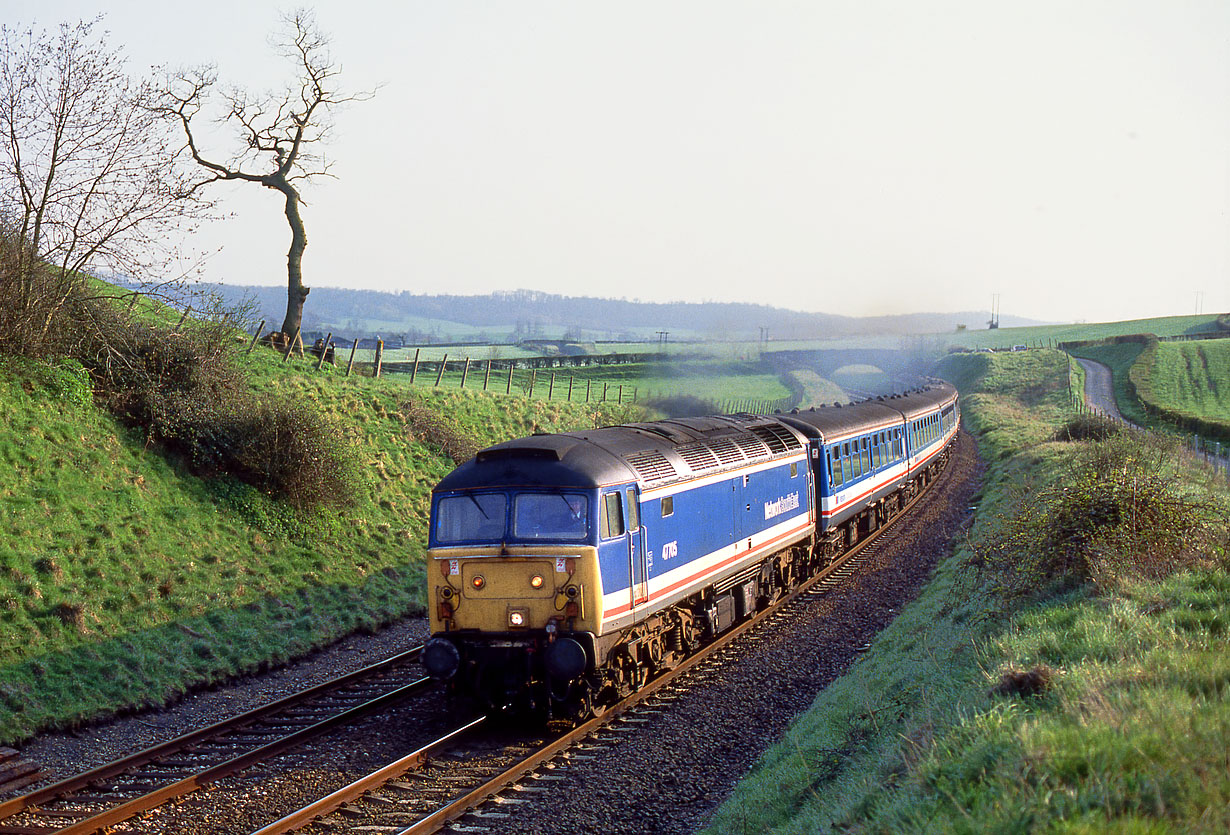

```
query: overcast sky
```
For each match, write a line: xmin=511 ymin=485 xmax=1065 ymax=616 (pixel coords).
xmin=13 ymin=1 xmax=1230 ymax=323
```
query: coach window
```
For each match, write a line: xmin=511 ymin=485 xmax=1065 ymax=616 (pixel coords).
xmin=861 ymin=437 xmax=871 ymax=474
xmin=849 ymin=441 xmax=861 ymax=479
xmin=872 ymin=434 xmax=882 ymax=469
xmin=830 ymin=447 xmax=842 ymax=487
xmin=661 ymin=495 xmax=674 ymax=517
xmin=601 ymin=492 xmax=625 ymax=539
xmin=842 ymin=443 xmax=853 ymax=483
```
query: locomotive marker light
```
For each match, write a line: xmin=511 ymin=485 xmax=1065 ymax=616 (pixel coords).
xmin=471 ymin=575 xmax=486 ymax=590
xmin=508 ymin=609 xmax=528 ymax=628
xmin=530 ymin=574 xmax=545 ymax=589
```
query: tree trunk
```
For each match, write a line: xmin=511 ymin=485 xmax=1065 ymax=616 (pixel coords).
xmin=276 ymin=178 xmax=309 ymax=336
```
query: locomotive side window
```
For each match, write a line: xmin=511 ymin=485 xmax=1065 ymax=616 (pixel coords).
xmin=602 ymin=492 xmax=625 ymax=539
xmin=436 ymin=493 xmax=508 ymax=543
xmin=626 ymin=488 xmax=640 ymax=530
xmin=790 ymin=462 xmax=798 ymax=478
xmin=513 ymin=493 xmax=589 ymax=540
xmin=661 ymin=495 xmax=674 ymax=517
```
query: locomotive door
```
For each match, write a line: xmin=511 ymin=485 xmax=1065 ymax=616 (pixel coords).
xmin=626 ymin=487 xmax=648 ymax=609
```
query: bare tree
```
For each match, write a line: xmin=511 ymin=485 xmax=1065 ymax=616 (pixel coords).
xmin=159 ymin=10 xmax=368 ymax=339
xmin=0 ymin=18 xmax=211 ymax=335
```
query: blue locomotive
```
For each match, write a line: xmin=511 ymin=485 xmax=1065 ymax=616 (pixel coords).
xmin=422 ymin=382 xmax=959 ymax=718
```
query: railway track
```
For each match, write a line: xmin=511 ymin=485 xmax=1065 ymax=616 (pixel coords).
xmin=244 ymin=449 xmax=954 ymax=835
xmin=0 ymin=648 xmax=432 ymax=835
xmin=0 ymin=445 xmax=964 ymax=835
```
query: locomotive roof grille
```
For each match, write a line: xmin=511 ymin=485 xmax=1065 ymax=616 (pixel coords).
xmin=625 ymin=450 xmax=678 ymax=485
xmin=676 ymin=443 xmax=721 ymax=474
xmin=733 ymin=435 xmax=771 ymax=460
xmin=748 ymin=423 xmax=803 ymax=455
xmin=707 ymin=438 xmax=747 ymax=466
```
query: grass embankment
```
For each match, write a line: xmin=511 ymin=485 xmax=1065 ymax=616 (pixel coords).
xmin=706 ymin=349 xmax=1230 ymax=833
xmin=0 ymin=349 xmax=637 ymax=744
xmin=1070 ymin=338 xmax=1230 ymax=443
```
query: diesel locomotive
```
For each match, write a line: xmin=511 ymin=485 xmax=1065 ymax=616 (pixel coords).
xmin=422 ymin=381 xmax=960 ymax=719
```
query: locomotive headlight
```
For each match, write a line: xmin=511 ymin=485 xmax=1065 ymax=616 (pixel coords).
xmin=529 ymin=574 xmax=545 ymax=590
xmin=471 ymin=575 xmax=486 ymax=590
xmin=509 ymin=610 xmax=527 ymax=628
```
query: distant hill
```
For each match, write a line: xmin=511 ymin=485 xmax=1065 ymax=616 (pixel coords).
xmin=184 ymin=283 xmax=1044 ymax=343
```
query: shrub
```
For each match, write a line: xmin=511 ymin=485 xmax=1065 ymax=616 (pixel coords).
xmin=0 ymin=225 xmax=356 ymax=510
xmin=972 ymin=433 xmax=1228 ymax=601
xmin=1053 ymin=414 xmax=1123 ymax=442
xmin=400 ymin=396 xmax=482 ymax=464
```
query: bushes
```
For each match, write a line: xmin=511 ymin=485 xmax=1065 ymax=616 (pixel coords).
xmin=1053 ymin=413 xmax=1123 ymax=442
xmin=972 ymin=433 xmax=1228 ymax=600
xmin=0 ymin=227 xmax=356 ymax=510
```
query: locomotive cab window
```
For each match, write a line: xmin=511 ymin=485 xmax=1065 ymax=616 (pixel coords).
xmin=436 ymin=493 xmax=508 ymax=543
xmin=626 ymin=488 xmax=640 ymax=530
xmin=512 ymin=493 xmax=589 ymax=540
xmin=601 ymin=492 xmax=625 ymax=539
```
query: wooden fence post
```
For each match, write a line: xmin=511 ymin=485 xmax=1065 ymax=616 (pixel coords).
xmin=374 ymin=338 xmax=384 ymax=377
xmin=346 ymin=338 xmax=359 ymax=376
xmin=507 ymin=363 xmax=514 ymax=395
xmin=586 ymin=379 xmax=592 ymax=402
xmin=548 ymin=373 xmax=556 ymax=400
xmin=602 ymin=383 xmax=608 ymax=402
xmin=460 ymin=357 xmax=471 ymax=389
xmin=483 ymin=359 xmax=492 ymax=390
xmin=410 ymin=348 xmax=421 ymax=384
xmin=247 ymin=319 xmax=266 ymax=354
xmin=618 ymin=384 xmax=623 ymax=403
xmin=435 ymin=354 xmax=449 ymax=387
xmin=567 ymin=377 xmax=574 ymax=402
xmin=315 ymin=331 xmax=332 ymax=371
xmin=283 ymin=327 xmax=301 ymax=363
xmin=529 ymin=370 xmax=537 ymax=399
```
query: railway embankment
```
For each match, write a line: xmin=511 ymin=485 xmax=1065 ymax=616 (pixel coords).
xmin=0 ymin=305 xmax=638 ymax=747
xmin=707 ymin=349 xmax=1230 ymax=833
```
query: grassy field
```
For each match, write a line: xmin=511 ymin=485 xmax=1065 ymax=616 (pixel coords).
xmin=705 ymin=349 xmax=1230 ymax=834
xmin=0 ymin=349 xmax=639 ymax=744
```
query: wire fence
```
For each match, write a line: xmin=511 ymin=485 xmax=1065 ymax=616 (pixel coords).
xmin=260 ymin=329 xmax=793 ymax=413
